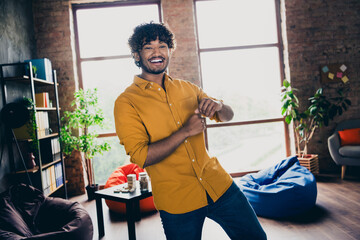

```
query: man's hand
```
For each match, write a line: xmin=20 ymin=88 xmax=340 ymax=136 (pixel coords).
xmin=182 ymin=114 xmax=206 ymax=137
xmin=144 ymin=114 xmax=205 ymax=168
xmin=195 ymin=98 xmax=223 ymax=118
xmin=143 ymin=99 xmax=232 ymax=168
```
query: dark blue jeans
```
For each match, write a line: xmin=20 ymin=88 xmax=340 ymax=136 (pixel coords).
xmin=159 ymin=182 xmax=267 ymax=240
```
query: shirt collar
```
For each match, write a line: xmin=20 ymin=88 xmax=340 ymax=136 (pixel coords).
xmin=133 ymin=73 xmax=173 ymax=90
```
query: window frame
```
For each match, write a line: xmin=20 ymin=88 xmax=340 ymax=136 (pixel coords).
xmin=71 ymin=0 xmax=291 ymax=178
xmin=193 ymin=0 xmax=290 ymax=177
xmin=72 ymin=0 xmax=162 ymax=140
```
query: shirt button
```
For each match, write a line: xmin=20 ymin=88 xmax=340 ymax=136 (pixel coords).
xmin=177 ymin=121 xmax=180 ymax=125
xmin=199 ymin=178 xmax=202 ymax=181
xmin=185 ymin=140 xmax=188 ymax=143
xmin=192 ymin=159 xmax=195 ymax=162
xmin=158 ymin=88 xmax=161 ymax=91
xmin=169 ymin=103 xmax=172 ymax=106
xmin=149 ymin=86 xmax=152 ymax=89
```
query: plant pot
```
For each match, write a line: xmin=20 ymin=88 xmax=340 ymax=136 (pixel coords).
xmin=297 ymin=154 xmax=319 ymax=174
xmin=86 ymin=184 xmax=99 ymax=201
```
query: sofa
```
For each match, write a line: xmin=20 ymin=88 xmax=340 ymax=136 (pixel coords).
xmin=328 ymin=119 xmax=360 ymax=179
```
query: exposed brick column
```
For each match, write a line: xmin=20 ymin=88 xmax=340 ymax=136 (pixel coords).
xmin=32 ymin=0 xmax=79 ymax=111
xmin=32 ymin=0 xmax=84 ymax=196
xmin=161 ymin=0 xmax=201 ymax=86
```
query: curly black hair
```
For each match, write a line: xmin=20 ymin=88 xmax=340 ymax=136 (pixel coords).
xmin=128 ymin=22 xmax=176 ymax=54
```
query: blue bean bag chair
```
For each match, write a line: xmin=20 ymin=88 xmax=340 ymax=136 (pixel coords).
xmin=235 ymin=156 xmax=317 ymax=218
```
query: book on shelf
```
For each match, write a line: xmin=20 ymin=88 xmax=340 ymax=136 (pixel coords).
xmin=36 ymin=111 xmax=50 ymax=138
xmin=13 ymin=111 xmax=50 ymax=139
xmin=49 ymin=165 xmax=56 ymax=192
xmin=42 ymin=169 xmax=50 ymax=195
xmin=35 ymin=92 xmax=50 ymax=108
xmin=51 ymin=137 xmax=61 ymax=161
xmin=54 ymin=162 xmax=64 ymax=187
xmin=42 ymin=165 xmax=60 ymax=195
xmin=40 ymin=136 xmax=61 ymax=165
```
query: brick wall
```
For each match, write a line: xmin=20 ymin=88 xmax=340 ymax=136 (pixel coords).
xmin=32 ymin=0 xmax=360 ymax=193
xmin=33 ymin=0 xmax=78 ymax=111
xmin=284 ymin=0 xmax=360 ymax=172
xmin=161 ymin=0 xmax=201 ymax=86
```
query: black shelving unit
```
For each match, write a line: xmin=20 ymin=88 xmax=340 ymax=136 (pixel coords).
xmin=0 ymin=62 xmax=67 ymax=198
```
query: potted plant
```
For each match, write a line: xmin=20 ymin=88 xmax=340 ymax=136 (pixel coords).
xmin=26 ymin=65 xmax=37 ymax=78
xmin=60 ymin=88 xmax=110 ymax=200
xmin=32 ymin=65 xmax=37 ymax=78
xmin=281 ymin=80 xmax=351 ymax=172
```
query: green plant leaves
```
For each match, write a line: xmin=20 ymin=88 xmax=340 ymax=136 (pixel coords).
xmin=280 ymin=79 xmax=351 ymax=155
xmin=285 ymin=115 xmax=292 ymax=124
xmin=60 ymin=88 xmax=111 ymax=159
xmin=283 ymin=79 xmax=290 ymax=88
xmin=21 ymin=97 xmax=39 ymax=155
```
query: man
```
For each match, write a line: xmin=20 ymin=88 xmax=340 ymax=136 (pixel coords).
xmin=114 ymin=22 xmax=266 ymax=240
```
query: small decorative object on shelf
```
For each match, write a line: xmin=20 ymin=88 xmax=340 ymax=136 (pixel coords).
xmin=27 ymin=153 xmax=37 ymax=169
xmin=25 ymin=58 xmax=53 ymax=82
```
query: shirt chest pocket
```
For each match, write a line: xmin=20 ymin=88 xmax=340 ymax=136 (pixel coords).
xmin=178 ymin=96 xmax=198 ymax=123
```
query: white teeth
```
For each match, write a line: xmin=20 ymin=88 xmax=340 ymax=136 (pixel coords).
xmin=150 ymin=59 xmax=162 ymax=63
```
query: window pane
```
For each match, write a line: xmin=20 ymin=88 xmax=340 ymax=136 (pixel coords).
xmin=76 ymin=4 xmax=159 ymax=58
xmin=201 ymin=47 xmax=282 ymax=122
xmin=196 ymin=0 xmax=278 ymax=48
xmin=92 ymin=137 xmax=129 ymax=184
xmin=207 ymin=122 xmax=286 ymax=173
xmin=81 ymin=59 xmax=140 ymax=133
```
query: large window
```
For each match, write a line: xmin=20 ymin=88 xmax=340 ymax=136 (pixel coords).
xmin=73 ymin=0 xmax=289 ymax=183
xmin=73 ymin=2 xmax=160 ymax=184
xmin=195 ymin=0 xmax=289 ymax=174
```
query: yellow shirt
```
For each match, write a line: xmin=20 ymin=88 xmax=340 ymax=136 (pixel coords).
xmin=114 ymin=74 xmax=233 ymax=214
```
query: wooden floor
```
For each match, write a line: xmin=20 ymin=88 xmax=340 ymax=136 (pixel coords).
xmin=70 ymin=175 xmax=360 ymax=240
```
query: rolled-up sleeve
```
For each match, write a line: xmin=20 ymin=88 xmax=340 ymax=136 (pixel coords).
xmin=114 ymin=96 xmax=149 ymax=168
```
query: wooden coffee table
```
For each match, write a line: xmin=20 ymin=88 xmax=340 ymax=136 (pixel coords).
xmin=95 ymin=181 xmax=153 ymax=240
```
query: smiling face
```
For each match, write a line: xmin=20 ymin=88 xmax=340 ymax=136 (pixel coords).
xmin=134 ymin=38 xmax=172 ymax=76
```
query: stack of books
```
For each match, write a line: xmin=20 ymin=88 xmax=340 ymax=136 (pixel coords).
xmin=42 ymin=162 xmax=64 ymax=195
xmin=54 ymin=162 xmax=64 ymax=188
xmin=51 ymin=137 xmax=61 ymax=161
xmin=35 ymin=92 xmax=50 ymax=108
xmin=36 ymin=112 xmax=50 ymax=138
